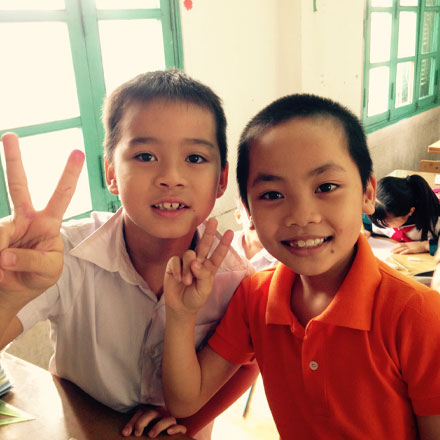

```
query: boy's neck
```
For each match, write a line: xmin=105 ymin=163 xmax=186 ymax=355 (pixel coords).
xmin=123 ymin=220 xmax=197 ymax=296
xmin=290 ymin=249 xmax=356 ymax=327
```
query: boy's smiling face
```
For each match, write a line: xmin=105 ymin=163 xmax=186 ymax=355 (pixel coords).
xmin=105 ymin=98 xmax=227 ymax=242
xmin=247 ymin=116 xmax=375 ymax=282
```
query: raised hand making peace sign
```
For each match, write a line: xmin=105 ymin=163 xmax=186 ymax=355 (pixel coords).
xmin=0 ymin=132 xmax=84 ymax=318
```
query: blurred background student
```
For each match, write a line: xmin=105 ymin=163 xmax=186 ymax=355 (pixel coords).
xmin=231 ymin=197 xmax=277 ymax=272
xmin=363 ymin=174 xmax=440 ymax=255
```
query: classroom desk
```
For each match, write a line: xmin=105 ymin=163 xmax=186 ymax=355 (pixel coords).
xmin=368 ymin=236 xmax=436 ymax=279
xmin=0 ymin=353 xmax=193 ymax=440
xmin=388 ymin=169 xmax=440 ymax=188
xmin=428 ymin=139 xmax=440 ymax=153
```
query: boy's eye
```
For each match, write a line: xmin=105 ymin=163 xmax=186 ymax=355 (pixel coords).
xmin=135 ymin=153 xmax=156 ymax=162
xmin=316 ymin=183 xmax=338 ymax=193
xmin=186 ymin=154 xmax=206 ymax=164
xmin=260 ymin=191 xmax=283 ymax=201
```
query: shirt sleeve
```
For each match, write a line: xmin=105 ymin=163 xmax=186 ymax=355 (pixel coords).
xmin=397 ymin=288 xmax=440 ymax=415
xmin=208 ymin=280 xmax=255 ymax=365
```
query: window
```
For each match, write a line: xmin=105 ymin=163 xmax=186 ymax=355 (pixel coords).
xmin=363 ymin=0 xmax=440 ymax=132
xmin=0 ymin=0 xmax=183 ymax=219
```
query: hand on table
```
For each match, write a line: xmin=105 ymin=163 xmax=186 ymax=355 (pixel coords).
xmin=0 ymin=132 xmax=84 ymax=310
xmin=392 ymin=240 xmax=428 ymax=255
xmin=122 ymin=405 xmax=187 ymax=438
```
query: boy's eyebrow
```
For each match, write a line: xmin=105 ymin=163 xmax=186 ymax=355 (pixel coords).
xmin=128 ymin=137 xmax=217 ymax=148
xmin=250 ymin=162 xmax=346 ymax=187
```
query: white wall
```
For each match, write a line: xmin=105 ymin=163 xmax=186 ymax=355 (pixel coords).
xmin=179 ymin=0 xmax=440 ymax=231
xmin=180 ymin=0 xmax=280 ymax=229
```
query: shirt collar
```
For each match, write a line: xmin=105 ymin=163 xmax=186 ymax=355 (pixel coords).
xmin=69 ymin=209 xmax=248 ymax=285
xmin=266 ymin=234 xmax=382 ymax=331
xmin=69 ymin=208 xmax=143 ymax=286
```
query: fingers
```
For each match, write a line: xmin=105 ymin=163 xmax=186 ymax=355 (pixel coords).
xmin=122 ymin=408 xmax=159 ymax=437
xmin=1 ymin=133 xmax=33 ymax=216
xmin=196 ymin=218 xmax=218 ymax=262
xmin=165 ymin=255 xmax=184 ymax=283
xmin=121 ymin=408 xmax=186 ymax=439
xmin=146 ymin=417 xmax=187 ymax=438
xmin=0 ymin=248 xmax=63 ymax=279
xmin=44 ymin=149 xmax=85 ymax=220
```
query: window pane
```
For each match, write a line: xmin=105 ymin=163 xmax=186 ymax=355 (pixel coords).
xmin=0 ymin=130 xmax=92 ymax=218
xmin=419 ymin=57 xmax=435 ymax=98
xmin=0 ymin=22 xmax=79 ymax=130
xmin=400 ymin=0 xmax=418 ymax=5
xmin=398 ymin=12 xmax=417 ymax=58
xmin=370 ymin=13 xmax=392 ymax=63
xmin=95 ymin=0 xmax=159 ymax=8
xmin=0 ymin=0 xmax=64 ymax=10
xmin=99 ymin=19 xmax=166 ymax=93
xmin=395 ymin=62 xmax=414 ymax=107
xmin=368 ymin=67 xmax=390 ymax=116
xmin=371 ymin=0 xmax=392 ymax=6
xmin=421 ymin=12 xmax=437 ymax=54
xmin=425 ymin=0 xmax=438 ymax=5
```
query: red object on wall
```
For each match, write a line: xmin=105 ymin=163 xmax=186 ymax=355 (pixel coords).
xmin=184 ymin=0 xmax=193 ymax=10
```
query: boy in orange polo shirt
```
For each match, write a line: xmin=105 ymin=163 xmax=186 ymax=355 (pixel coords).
xmin=161 ymin=94 xmax=440 ymax=439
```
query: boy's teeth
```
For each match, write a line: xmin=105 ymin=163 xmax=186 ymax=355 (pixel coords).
xmin=156 ymin=202 xmax=184 ymax=210
xmin=291 ymin=238 xmax=325 ymax=248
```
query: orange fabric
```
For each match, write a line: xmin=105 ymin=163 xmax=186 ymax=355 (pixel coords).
xmin=209 ymin=234 xmax=440 ymax=439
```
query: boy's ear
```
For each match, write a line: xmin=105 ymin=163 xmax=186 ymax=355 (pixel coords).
xmin=362 ymin=174 xmax=377 ymax=215
xmin=216 ymin=163 xmax=229 ymax=198
xmin=104 ymin=158 xmax=119 ymax=195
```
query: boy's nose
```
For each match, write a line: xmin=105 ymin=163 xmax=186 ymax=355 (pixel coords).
xmin=284 ymin=199 xmax=321 ymax=227
xmin=155 ymin=162 xmax=186 ymax=188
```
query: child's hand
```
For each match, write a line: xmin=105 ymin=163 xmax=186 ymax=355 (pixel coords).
xmin=164 ymin=218 xmax=233 ymax=315
xmin=122 ymin=405 xmax=187 ymax=438
xmin=392 ymin=240 xmax=429 ymax=254
xmin=0 ymin=133 xmax=84 ymax=309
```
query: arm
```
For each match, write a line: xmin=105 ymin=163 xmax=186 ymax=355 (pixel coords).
xmin=162 ymin=219 xmax=241 ymax=417
xmin=417 ymin=415 xmax=440 ymax=440
xmin=179 ymin=360 xmax=259 ymax=436
xmin=0 ymin=133 xmax=84 ymax=345
xmin=392 ymin=241 xmax=429 ymax=254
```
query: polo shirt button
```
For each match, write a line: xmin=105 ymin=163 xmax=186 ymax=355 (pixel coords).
xmin=309 ymin=361 xmax=319 ymax=371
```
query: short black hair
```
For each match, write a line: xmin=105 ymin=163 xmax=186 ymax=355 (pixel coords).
xmin=236 ymin=94 xmax=373 ymax=208
xmin=102 ymin=69 xmax=227 ymax=169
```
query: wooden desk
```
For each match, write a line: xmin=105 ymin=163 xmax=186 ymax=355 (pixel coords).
xmin=0 ymin=353 xmax=193 ymax=440
xmin=428 ymin=139 xmax=440 ymax=153
xmin=388 ymin=169 xmax=440 ymax=188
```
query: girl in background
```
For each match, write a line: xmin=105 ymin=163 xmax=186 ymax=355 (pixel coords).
xmin=363 ymin=174 xmax=440 ymax=255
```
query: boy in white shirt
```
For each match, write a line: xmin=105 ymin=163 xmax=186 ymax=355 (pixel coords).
xmin=0 ymin=70 xmax=257 ymax=439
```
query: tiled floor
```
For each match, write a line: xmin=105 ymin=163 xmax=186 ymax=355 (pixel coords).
xmin=211 ymin=375 xmax=279 ymax=439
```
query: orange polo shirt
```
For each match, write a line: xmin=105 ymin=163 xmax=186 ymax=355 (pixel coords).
xmin=209 ymin=234 xmax=440 ymax=439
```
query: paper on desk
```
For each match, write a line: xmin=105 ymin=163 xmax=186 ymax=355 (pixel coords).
xmin=368 ymin=237 xmax=395 ymax=261
xmin=0 ymin=400 xmax=35 ymax=425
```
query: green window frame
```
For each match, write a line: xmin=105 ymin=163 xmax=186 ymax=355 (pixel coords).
xmin=0 ymin=0 xmax=183 ymax=219
xmin=363 ymin=0 xmax=440 ymax=133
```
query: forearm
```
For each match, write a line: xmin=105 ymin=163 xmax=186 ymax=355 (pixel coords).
xmin=179 ymin=360 xmax=259 ymax=436
xmin=163 ymin=307 xmax=204 ymax=417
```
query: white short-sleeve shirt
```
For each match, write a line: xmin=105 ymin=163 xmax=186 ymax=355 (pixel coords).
xmin=17 ymin=209 xmax=251 ymax=412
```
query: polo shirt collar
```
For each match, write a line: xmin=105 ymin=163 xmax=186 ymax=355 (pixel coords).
xmin=266 ymin=234 xmax=382 ymax=331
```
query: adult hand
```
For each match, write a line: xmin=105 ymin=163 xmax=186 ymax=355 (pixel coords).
xmin=0 ymin=132 xmax=84 ymax=310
